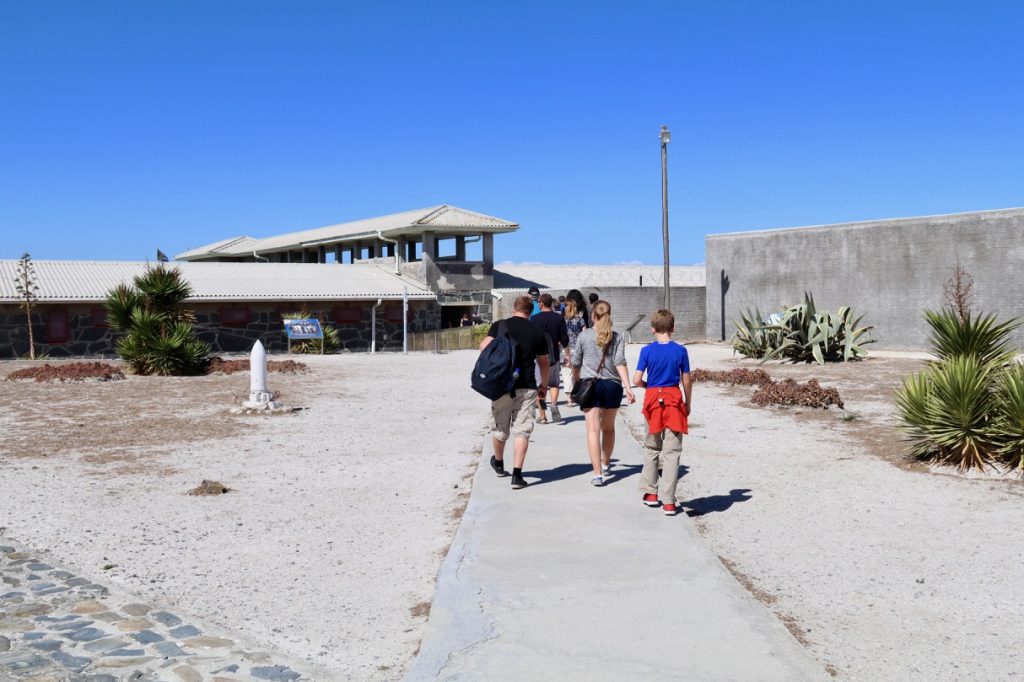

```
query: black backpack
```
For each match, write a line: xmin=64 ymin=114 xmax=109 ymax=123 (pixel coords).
xmin=471 ymin=320 xmax=521 ymax=400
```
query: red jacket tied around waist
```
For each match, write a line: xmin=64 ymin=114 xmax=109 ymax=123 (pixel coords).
xmin=641 ymin=386 xmax=688 ymax=435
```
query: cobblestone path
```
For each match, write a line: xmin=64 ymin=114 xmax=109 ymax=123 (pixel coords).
xmin=0 ymin=541 xmax=311 ymax=681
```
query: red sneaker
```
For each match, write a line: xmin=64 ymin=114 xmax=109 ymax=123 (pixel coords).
xmin=643 ymin=493 xmax=660 ymax=508
xmin=662 ymin=502 xmax=679 ymax=516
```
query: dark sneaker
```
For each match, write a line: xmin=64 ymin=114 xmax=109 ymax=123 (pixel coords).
xmin=662 ymin=502 xmax=679 ymax=516
xmin=549 ymin=406 xmax=562 ymax=423
xmin=511 ymin=473 xmax=528 ymax=489
xmin=490 ymin=455 xmax=508 ymax=477
xmin=643 ymin=493 xmax=660 ymax=507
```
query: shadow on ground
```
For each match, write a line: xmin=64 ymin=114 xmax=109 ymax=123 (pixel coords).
xmin=682 ymin=488 xmax=753 ymax=517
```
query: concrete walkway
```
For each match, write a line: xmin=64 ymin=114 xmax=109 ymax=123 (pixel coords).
xmin=407 ymin=403 xmax=827 ymax=682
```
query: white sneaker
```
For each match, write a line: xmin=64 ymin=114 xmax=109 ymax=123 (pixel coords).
xmin=590 ymin=475 xmax=605 ymax=487
xmin=601 ymin=464 xmax=611 ymax=476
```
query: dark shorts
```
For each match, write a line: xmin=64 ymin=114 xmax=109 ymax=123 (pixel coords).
xmin=580 ymin=379 xmax=624 ymax=410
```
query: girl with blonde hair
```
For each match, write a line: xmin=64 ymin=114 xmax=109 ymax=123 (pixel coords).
xmin=563 ymin=297 xmax=586 ymax=406
xmin=571 ymin=300 xmax=635 ymax=485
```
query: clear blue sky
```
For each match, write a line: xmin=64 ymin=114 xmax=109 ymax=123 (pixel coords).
xmin=2 ymin=1 xmax=1022 ymax=264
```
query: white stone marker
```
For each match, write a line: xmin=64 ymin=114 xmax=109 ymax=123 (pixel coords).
xmin=243 ymin=340 xmax=275 ymax=408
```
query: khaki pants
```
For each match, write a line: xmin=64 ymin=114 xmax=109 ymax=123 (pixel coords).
xmin=491 ymin=389 xmax=538 ymax=441
xmin=640 ymin=429 xmax=683 ymax=502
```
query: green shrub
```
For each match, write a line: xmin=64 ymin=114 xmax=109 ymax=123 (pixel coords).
xmin=894 ymin=308 xmax=1022 ymax=471
xmin=731 ymin=307 xmax=785 ymax=359
xmin=732 ymin=293 xmax=873 ymax=365
xmin=105 ymin=267 xmax=209 ymax=376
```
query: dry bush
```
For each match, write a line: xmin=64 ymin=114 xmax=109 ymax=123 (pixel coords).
xmin=6 ymin=362 xmax=125 ymax=383
xmin=752 ymin=378 xmax=844 ymax=409
xmin=207 ymin=356 xmax=308 ymax=375
xmin=692 ymin=368 xmax=773 ymax=386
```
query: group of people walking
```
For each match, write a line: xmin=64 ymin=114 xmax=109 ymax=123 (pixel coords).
xmin=477 ymin=288 xmax=692 ymax=516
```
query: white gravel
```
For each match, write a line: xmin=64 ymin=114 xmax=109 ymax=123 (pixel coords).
xmin=0 ymin=351 xmax=486 ymax=680
xmin=622 ymin=343 xmax=1024 ymax=681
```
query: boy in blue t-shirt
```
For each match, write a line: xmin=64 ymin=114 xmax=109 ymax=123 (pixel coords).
xmin=631 ymin=310 xmax=692 ymax=516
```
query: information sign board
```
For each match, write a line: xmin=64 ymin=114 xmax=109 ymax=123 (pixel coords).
xmin=284 ymin=319 xmax=324 ymax=339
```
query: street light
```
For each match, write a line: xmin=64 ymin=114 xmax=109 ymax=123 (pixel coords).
xmin=660 ymin=125 xmax=671 ymax=311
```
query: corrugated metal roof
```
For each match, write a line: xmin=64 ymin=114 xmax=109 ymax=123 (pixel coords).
xmin=0 ymin=260 xmax=435 ymax=303
xmin=176 ymin=205 xmax=519 ymax=260
xmin=493 ymin=263 xmax=707 ymax=290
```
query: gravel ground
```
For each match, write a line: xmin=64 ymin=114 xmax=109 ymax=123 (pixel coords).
xmin=622 ymin=342 xmax=1024 ymax=681
xmin=0 ymin=351 xmax=485 ymax=680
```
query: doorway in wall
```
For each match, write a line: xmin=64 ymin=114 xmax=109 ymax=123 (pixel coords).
xmin=441 ymin=305 xmax=475 ymax=329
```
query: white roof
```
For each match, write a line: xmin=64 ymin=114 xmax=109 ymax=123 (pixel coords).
xmin=176 ymin=205 xmax=518 ymax=260
xmin=0 ymin=260 xmax=435 ymax=303
xmin=493 ymin=263 xmax=706 ymax=290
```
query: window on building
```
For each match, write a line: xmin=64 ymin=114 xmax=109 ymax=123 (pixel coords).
xmin=47 ymin=309 xmax=69 ymax=343
xmin=220 ymin=307 xmax=251 ymax=327
xmin=464 ymin=236 xmax=484 ymax=262
xmin=325 ymin=250 xmax=337 ymax=264
xmin=91 ymin=307 xmax=108 ymax=327
xmin=407 ymin=240 xmax=422 ymax=262
xmin=436 ymin=237 xmax=457 ymax=260
xmin=333 ymin=306 xmax=362 ymax=323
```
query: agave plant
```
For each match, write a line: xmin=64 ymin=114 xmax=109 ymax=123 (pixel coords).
xmin=759 ymin=293 xmax=874 ymax=365
xmin=731 ymin=307 xmax=785 ymax=359
xmin=104 ymin=266 xmax=209 ymax=375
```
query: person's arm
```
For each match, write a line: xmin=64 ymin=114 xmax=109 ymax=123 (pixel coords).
xmin=682 ymin=371 xmax=692 ymax=416
xmin=537 ymin=354 xmax=550 ymax=392
xmin=617 ymin=363 xmax=636 ymax=403
xmin=632 ymin=370 xmax=646 ymax=388
xmin=632 ymin=346 xmax=648 ymax=388
xmin=479 ymin=336 xmax=493 ymax=350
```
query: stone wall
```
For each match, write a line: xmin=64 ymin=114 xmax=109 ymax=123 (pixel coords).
xmin=705 ymin=208 xmax=1024 ymax=349
xmin=493 ymin=286 xmax=706 ymax=344
xmin=0 ymin=300 xmax=444 ymax=359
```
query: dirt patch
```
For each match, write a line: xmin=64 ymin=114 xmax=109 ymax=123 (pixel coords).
xmin=692 ymin=368 xmax=772 ymax=386
xmin=6 ymin=362 xmax=125 ymax=383
xmin=187 ymin=480 xmax=231 ymax=496
xmin=409 ymin=601 xmax=431 ymax=619
xmin=207 ymin=357 xmax=308 ymax=375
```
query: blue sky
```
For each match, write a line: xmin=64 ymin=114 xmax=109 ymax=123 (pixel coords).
xmin=2 ymin=1 xmax=1022 ymax=264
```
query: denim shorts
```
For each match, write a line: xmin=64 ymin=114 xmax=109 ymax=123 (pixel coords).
xmin=579 ymin=378 xmax=624 ymax=410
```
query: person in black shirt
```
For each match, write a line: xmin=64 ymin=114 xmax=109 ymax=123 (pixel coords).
xmin=531 ymin=293 xmax=570 ymax=424
xmin=481 ymin=295 xmax=550 ymax=489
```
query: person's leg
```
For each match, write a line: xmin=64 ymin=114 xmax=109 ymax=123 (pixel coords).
xmin=509 ymin=389 xmax=537 ymax=478
xmin=658 ymin=430 xmax=683 ymax=504
xmin=513 ymin=435 xmax=530 ymax=469
xmin=584 ymin=407 xmax=603 ymax=477
xmin=548 ymin=364 xmax=562 ymax=421
xmin=600 ymin=407 xmax=618 ymax=469
xmin=640 ymin=430 xmax=664 ymax=494
xmin=490 ymin=394 xmax=514 ymax=475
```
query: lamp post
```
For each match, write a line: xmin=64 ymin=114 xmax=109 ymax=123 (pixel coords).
xmin=660 ymin=125 xmax=671 ymax=311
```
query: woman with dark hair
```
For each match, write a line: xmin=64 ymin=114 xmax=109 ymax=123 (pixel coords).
xmin=571 ymin=300 xmax=635 ymax=486
xmin=566 ymin=289 xmax=589 ymax=328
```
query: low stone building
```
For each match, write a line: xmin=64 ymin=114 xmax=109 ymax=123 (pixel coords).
xmin=0 ymin=260 xmax=436 ymax=358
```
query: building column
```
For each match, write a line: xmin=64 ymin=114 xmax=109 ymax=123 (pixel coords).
xmin=483 ymin=233 xmax=494 ymax=268
xmin=456 ymin=236 xmax=466 ymax=261
xmin=334 ymin=245 xmax=343 ymax=264
xmin=317 ymin=245 xmax=326 ymax=263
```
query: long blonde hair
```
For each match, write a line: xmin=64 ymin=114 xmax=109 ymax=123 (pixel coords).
xmin=563 ymin=298 xmax=578 ymax=319
xmin=591 ymin=300 xmax=613 ymax=347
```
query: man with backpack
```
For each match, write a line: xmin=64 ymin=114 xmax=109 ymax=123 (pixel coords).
xmin=475 ymin=295 xmax=549 ymax=489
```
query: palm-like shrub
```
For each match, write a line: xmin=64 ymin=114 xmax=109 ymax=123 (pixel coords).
xmin=895 ymin=308 xmax=1021 ymax=471
xmin=732 ymin=293 xmax=873 ymax=364
xmin=104 ymin=266 xmax=209 ymax=375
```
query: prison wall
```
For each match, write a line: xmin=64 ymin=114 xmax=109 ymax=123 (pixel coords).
xmin=705 ymin=208 xmax=1024 ymax=349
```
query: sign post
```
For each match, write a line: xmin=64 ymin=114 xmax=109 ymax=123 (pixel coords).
xmin=403 ymin=286 xmax=409 ymax=355
xmin=283 ymin=318 xmax=325 ymax=355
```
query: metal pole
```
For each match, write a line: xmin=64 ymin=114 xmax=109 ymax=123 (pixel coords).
xmin=402 ymin=286 xmax=409 ymax=355
xmin=660 ymin=125 xmax=671 ymax=311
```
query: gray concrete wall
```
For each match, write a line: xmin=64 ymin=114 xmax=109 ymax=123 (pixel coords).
xmin=495 ymin=286 xmax=706 ymax=344
xmin=705 ymin=208 xmax=1024 ymax=350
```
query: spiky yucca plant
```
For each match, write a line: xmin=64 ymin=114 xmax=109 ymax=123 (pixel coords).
xmin=895 ymin=308 xmax=1021 ymax=471
xmin=104 ymin=266 xmax=208 ymax=375
xmin=731 ymin=307 xmax=785 ymax=359
xmin=994 ymin=363 xmax=1024 ymax=470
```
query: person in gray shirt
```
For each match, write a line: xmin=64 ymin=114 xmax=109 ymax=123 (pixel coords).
xmin=571 ymin=300 xmax=636 ymax=486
